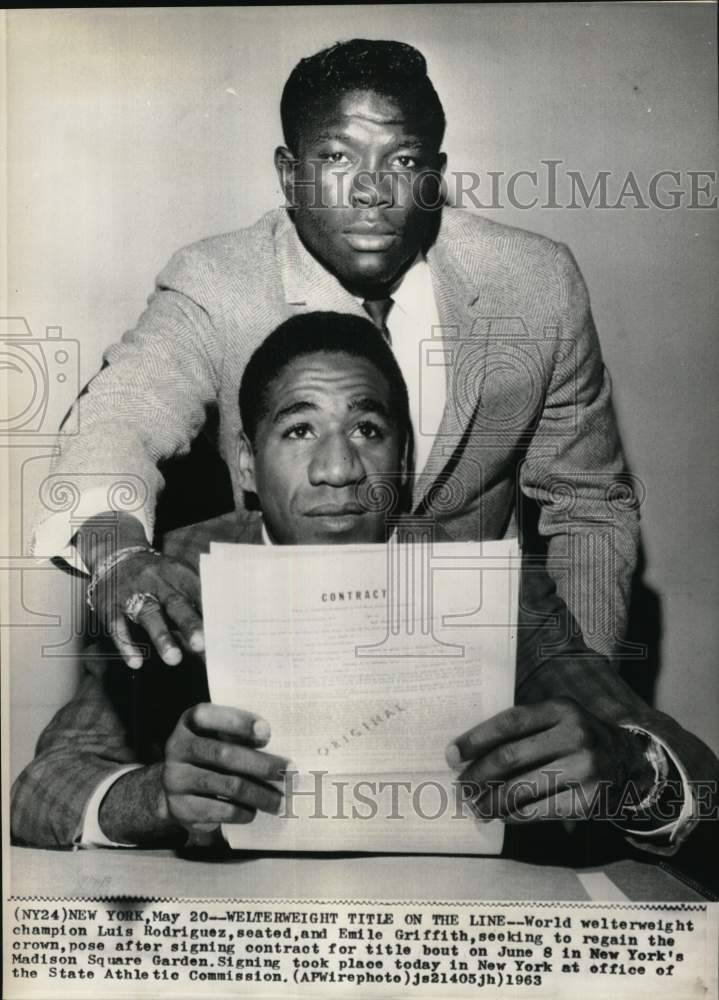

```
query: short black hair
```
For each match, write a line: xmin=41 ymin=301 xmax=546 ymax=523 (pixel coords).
xmin=281 ymin=39 xmax=446 ymax=154
xmin=239 ymin=311 xmax=412 ymax=460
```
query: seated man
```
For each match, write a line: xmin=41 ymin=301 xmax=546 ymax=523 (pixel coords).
xmin=12 ymin=313 xmax=717 ymax=857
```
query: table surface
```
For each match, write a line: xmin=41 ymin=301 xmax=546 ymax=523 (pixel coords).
xmin=9 ymin=846 xmax=706 ymax=903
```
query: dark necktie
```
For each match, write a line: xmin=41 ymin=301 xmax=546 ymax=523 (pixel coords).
xmin=362 ymin=297 xmax=394 ymax=344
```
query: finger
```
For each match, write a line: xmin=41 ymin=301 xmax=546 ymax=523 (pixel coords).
xmin=187 ymin=737 xmax=291 ymax=784
xmin=186 ymin=703 xmax=273 ymax=747
xmin=160 ymin=587 xmax=205 ymax=653
xmin=470 ymin=756 xmax=585 ymax=820
xmin=108 ymin=615 xmax=144 ymax=670
xmin=508 ymin=782 xmax=604 ymax=823
xmin=152 ymin=578 xmax=203 ymax=653
xmin=446 ymin=702 xmax=562 ymax=768
xmin=170 ymin=794 xmax=256 ymax=827
xmin=456 ymin=727 xmax=574 ymax=789
xmin=157 ymin=564 xmax=204 ymax=625
xmin=131 ymin=597 xmax=183 ymax=666
xmin=174 ymin=564 xmax=202 ymax=612
xmin=171 ymin=763 xmax=282 ymax=815
xmin=159 ymin=560 xmax=201 ymax=608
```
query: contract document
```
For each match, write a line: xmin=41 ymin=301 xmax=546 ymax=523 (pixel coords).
xmin=201 ymin=537 xmax=520 ymax=854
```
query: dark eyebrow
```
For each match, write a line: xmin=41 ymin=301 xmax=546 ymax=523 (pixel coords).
xmin=272 ymin=400 xmax=318 ymax=424
xmin=385 ymin=137 xmax=425 ymax=151
xmin=312 ymin=131 xmax=353 ymax=143
xmin=272 ymin=396 xmax=393 ymax=424
xmin=311 ymin=131 xmax=425 ymax=150
xmin=347 ymin=396 xmax=392 ymax=419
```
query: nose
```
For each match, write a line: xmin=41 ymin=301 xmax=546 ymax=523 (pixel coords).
xmin=308 ymin=432 xmax=365 ymax=487
xmin=350 ymin=165 xmax=394 ymax=209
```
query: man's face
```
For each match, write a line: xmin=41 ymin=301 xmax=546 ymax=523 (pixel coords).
xmin=238 ymin=351 xmax=406 ymax=544
xmin=276 ymin=89 xmax=446 ymax=294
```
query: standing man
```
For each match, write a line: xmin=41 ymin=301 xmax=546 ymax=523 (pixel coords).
xmin=34 ymin=39 xmax=638 ymax=665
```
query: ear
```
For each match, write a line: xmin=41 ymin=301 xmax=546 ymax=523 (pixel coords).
xmin=237 ymin=432 xmax=257 ymax=493
xmin=274 ymin=146 xmax=296 ymax=208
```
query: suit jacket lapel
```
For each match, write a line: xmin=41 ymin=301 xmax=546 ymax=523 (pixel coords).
xmin=277 ymin=215 xmax=366 ymax=317
xmin=412 ymin=240 xmax=484 ymax=509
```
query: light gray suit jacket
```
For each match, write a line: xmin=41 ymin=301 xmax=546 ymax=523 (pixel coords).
xmin=38 ymin=208 xmax=638 ymax=654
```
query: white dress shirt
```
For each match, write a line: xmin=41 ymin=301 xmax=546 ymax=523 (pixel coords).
xmin=379 ymin=255 xmax=446 ymax=479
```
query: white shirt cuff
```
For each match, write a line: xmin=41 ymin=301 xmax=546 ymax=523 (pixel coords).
xmin=31 ymin=487 xmax=152 ymax=575
xmin=618 ymin=724 xmax=697 ymax=849
xmin=77 ymin=765 xmax=143 ymax=848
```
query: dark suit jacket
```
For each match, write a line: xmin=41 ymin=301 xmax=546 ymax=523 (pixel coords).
xmin=12 ymin=513 xmax=715 ymax=852
xmin=34 ymin=208 xmax=638 ymax=655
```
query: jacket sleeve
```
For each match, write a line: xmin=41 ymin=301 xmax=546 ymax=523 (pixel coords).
xmin=515 ymin=564 xmax=719 ymax=839
xmin=11 ymin=648 xmax=209 ymax=849
xmin=519 ymin=243 xmax=640 ymax=657
xmin=31 ymin=245 xmax=226 ymax=557
xmin=11 ymin=658 xmax=142 ymax=848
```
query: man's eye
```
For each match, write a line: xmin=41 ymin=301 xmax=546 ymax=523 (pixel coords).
xmin=320 ymin=151 xmax=350 ymax=165
xmin=351 ymin=421 xmax=385 ymax=441
xmin=284 ymin=423 xmax=316 ymax=440
xmin=392 ymin=155 xmax=417 ymax=169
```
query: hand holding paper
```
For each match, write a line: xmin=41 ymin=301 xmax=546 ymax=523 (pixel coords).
xmin=447 ymin=699 xmax=656 ymax=823
xmin=162 ymin=703 xmax=289 ymax=834
xmin=200 ymin=538 xmax=520 ymax=853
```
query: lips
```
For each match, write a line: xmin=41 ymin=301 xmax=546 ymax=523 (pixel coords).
xmin=344 ymin=222 xmax=396 ymax=236
xmin=343 ymin=222 xmax=397 ymax=252
xmin=305 ymin=503 xmax=364 ymax=517
xmin=344 ymin=234 xmax=397 ymax=252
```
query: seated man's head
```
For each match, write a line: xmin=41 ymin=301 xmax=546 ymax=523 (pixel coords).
xmin=276 ymin=39 xmax=447 ymax=296
xmin=238 ymin=311 xmax=412 ymax=544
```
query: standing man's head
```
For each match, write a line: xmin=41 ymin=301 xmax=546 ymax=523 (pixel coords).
xmin=238 ymin=312 xmax=413 ymax=545
xmin=275 ymin=39 xmax=447 ymax=296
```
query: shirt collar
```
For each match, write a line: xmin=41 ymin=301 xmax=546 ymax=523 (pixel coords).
xmin=350 ymin=253 xmax=429 ymax=318
xmin=389 ymin=254 xmax=431 ymax=317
